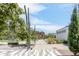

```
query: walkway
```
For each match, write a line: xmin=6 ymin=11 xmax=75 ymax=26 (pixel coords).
xmin=0 ymin=39 xmax=61 ymax=56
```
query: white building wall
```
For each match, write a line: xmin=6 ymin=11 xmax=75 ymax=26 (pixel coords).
xmin=56 ymin=26 xmax=68 ymax=41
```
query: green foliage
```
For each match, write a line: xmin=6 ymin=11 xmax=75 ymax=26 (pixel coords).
xmin=55 ymin=39 xmax=64 ymax=44
xmin=0 ymin=3 xmax=46 ymax=45
xmin=47 ymin=37 xmax=64 ymax=44
xmin=46 ymin=33 xmax=56 ymax=38
xmin=68 ymin=5 xmax=79 ymax=55
xmin=0 ymin=3 xmax=27 ymax=41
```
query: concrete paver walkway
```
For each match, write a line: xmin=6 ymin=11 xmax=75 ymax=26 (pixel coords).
xmin=0 ymin=39 xmax=61 ymax=56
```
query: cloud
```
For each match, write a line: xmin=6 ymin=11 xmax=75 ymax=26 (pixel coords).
xmin=30 ymin=16 xmax=64 ymax=33
xmin=30 ymin=16 xmax=50 ymax=25
xmin=18 ymin=3 xmax=46 ymax=14
xmin=34 ymin=24 xmax=64 ymax=33
xmin=19 ymin=3 xmax=64 ymax=33
xmin=20 ymin=14 xmax=64 ymax=33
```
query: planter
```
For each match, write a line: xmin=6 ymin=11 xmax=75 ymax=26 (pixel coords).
xmin=8 ymin=42 xmax=18 ymax=45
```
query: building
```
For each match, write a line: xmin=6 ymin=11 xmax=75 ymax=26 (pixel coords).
xmin=56 ymin=26 xmax=68 ymax=41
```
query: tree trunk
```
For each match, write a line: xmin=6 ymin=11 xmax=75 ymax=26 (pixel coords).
xmin=74 ymin=52 xmax=77 ymax=56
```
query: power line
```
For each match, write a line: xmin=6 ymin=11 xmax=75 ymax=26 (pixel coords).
xmin=30 ymin=24 xmax=60 ymax=25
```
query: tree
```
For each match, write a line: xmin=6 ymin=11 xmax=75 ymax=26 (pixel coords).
xmin=68 ymin=5 xmax=79 ymax=55
xmin=30 ymin=29 xmax=37 ymax=43
xmin=6 ymin=3 xmax=23 ymax=41
xmin=0 ymin=3 xmax=27 ymax=41
xmin=15 ymin=18 xmax=27 ymax=41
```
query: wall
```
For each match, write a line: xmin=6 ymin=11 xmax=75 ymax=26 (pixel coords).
xmin=56 ymin=26 xmax=68 ymax=41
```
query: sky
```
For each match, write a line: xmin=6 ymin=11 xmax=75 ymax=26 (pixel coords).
xmin=18 ymin=3 xmax=75 ymax=34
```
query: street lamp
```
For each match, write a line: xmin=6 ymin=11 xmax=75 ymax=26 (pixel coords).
xmin=24 ymin=5 xmax=31 ymax=50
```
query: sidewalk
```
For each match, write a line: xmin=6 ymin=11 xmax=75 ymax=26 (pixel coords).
xmin=0 ymin=40 xmax=76 ymax=56
xmin=52 ymin=44 xmax=74 ymax=56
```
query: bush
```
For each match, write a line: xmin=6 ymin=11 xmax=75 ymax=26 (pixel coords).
xmin=47 ymin=37 xmax=62 ymax=44
xmin=63 ymin=40 xmax=67 ymax=44
xmin=55 ymin=39 xmax=64 ymax=44
xmin=47 ymin=37 xmax=52 ymax=44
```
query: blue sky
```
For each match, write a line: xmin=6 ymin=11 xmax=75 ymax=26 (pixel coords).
xmin=31 ymin=3 xmax=74 ymax=25
xmin=19 ymin=3 xmax=75 ymax=33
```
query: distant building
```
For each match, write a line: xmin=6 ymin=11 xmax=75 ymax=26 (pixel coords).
xmin=56 ymin=26 xmax=68 ymax=41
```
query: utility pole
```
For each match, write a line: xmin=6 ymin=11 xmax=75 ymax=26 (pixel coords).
xmin=24 ymin=5 xmax=30 ymax=50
